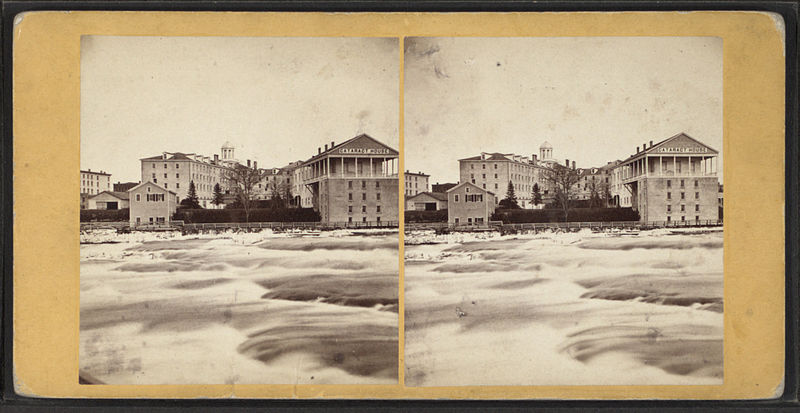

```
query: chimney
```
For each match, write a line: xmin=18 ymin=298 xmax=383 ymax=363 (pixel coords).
xmin=214 ymin=154 xmax=219 ymax=162
xmin=253 ymin=161 xmax=257 ymax=169
xmin=532 ymin=154 xmax=538 ymax=164
xmin=649 ymin=140 xmax=653 ymax=148
xmin=481 ymin=152 xmax=487 ymax=160
xmin=162 ymin=152 xmax=167 ymax=160
xmin=247 ymin=159 xmax=251 ymax=168
xmin=643 ymin=142 xmax=647 ymax=151
xmin=88 ymin=168 xmax=91 ymax=172
xmin=331 ymin=141 xmax=335 ymax=148
xmin=565 ymin=159 xmax=569 ymax=167
xmin=572 ymin=160 xmax=576 ymax=170
xmin=636 ymin=146 xmax=639 ymax=153
xmin=324 ymin=144 xmax=328 ymax=151
xmin=318 ymin=147 xmax=321 ymax=154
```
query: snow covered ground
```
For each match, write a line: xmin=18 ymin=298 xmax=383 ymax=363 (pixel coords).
xmin=80 ymin=229 xmax=399 ymax=385
xmin=403 ymin=228 xmax=723 ymax=386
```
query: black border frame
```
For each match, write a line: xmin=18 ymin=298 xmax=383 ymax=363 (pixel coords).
xmin=2 ymin=1 xmax=797 ymax=411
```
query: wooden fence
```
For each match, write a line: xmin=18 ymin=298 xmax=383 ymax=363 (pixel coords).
xmin=404 ymin=220 xmax=722 ymax=232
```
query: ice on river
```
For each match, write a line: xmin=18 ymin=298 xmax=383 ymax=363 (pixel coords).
xmin=80 ymin=229 xmax=399 ymax=385
xmin=404 ymin=228 xmax=723 ymax=386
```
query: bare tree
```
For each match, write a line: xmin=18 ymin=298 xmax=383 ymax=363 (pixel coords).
xmin=544 ymin=164 xmax=581 ymax=222
xmin=225 ymin=163 xmax=266 ymax=222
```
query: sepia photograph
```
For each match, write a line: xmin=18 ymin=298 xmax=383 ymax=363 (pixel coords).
xmin=403 ymin=37 xmax=724 ymax=386
xmin=78 ymin=36 xmax=400 ymax=385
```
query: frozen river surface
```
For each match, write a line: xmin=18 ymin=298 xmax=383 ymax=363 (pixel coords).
xmin=404 ymin=228 xmax=723 ymax=386
xmin=80 ymin=229 xmax=399 ymax=385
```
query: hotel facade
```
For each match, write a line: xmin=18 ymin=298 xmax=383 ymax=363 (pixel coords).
xmin=294 ymin=134 xmax=399 ymax=224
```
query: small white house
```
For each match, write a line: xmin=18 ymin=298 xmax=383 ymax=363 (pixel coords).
xmin=128 ymin=182 xmax=178 ymax=227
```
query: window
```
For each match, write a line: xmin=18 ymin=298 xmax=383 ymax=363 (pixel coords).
xmin=681 ymin=216 xmax=685 ymax=221
xmin=667 ymin=180 xmax=671 ymax=188
xmin=375 ymin=181 xmax=380 ymax=188
xmin=377 ymin=205 xmax=381 ymax=213
xmin=152 ymin=173 xmax=156 ymax=179
xmin=680 ymin=179 xmax=685 ymax=188
xmin=695 ymin=215 xmax=700 ymax=221
xmin=136 ymin=194 xmax=141 ymax=201
xmin=376 ymin=217 xmax=381 ymax=222
xmin=680 ymin=205 xmax=685 ymax=212
xmin=667 ymin=216 xmax=671 ymax=222
xmin=176 ymin=164 xmax=179 ymax=169
xmin=164 ymin=183 xmax=168 ymax=189
xmin=149 ymin=217 xmax=154 ymax=223
xmin=136 ymin=217 xmax=141 ymax=224
xmin=377 ymin=193 xmax=381 ymax=201
xmin=152 ymin=163 xmax=155 ymax=168
xmin=470 ymin=165 xmax=474 ymax=169
xmin=667 ymin=192 xmax=671 ymax=200
xmin=164 ymin=173 xmax=168 ymax=178
xmin=482 ymin=184 xmax=486 ymax=189
xmin=495 ymin=183 xmax=498 ymax=189
xmin=455 ymin=218 xmax=460 ymax=224
xmin=362 ymin=216 xmax=367 ymax=222
xmin=154 ymin=178 xmax=158 ymax=183
xmin=466 ymin=187 xmax=470 ymax=193
xmin=348 ymin=206 xmax=353 ymax=213
xmin=348 ymin=193 xmax=353 ymax=201
xmin=362 ymin=205 xmax=367 ymax=213
xmin=471 ymin=179 xmax=476 ymax=184
xmin=667 ymin=205 xmax=671 ymax=212
xmin=494 ymin=174 xmax=498 ymax=179
xmin=348 ymin=217 xmax=353 ymax=223
xmin=164 ymin=163 xmax=167 ymax=169
xmin=681 ymin=192 xmax=685 ymax=200
xmin=455 ymin=194 xmax=459 ymax=202
xmin=694 ymin=180 xmax=699 ymax=187
xmin=156 ymin=217 xmax=166 ymax=223
xmin=176 ymin=173 xmax=180 ymax=179
xmin=362 ymin=193 xmax=366 ymax=201
xmin=695 ymin=192 xmax=699 ymax=199
xmin=494 ymin=164 xmax=497 ymax=169
xmin=468 ymin=218 xmax=473 ymax=224
xmin=176 ymin=183 xmax=180 ymax=189
xmin=348 ymin=181 xmax=353 ymax=189
xmin=361 ymin=181 xmax=366 ymax=189
xmin=695 ymin=204 xmax=700 ymax=212
xmin=482 ymin=164 xmax=486 ymax=169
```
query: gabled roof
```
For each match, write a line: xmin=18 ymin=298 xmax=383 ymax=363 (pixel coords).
xmin=80 ymin=170 xmax=111 ymax=176
xmin=127 ymin=181 xmax=177 ymax=195
xmin=407 ymin=191 xmax=448 ymax=202
xmin=540 ymin=141 xmax=553 ymax=149
xmin=446 ymin=181 xmax=496 ymax=196
xmin=622 ymin=132 xmax=718 ymax=163
xmin=459 ymin=153 xmax=511 ymax=162
xmin=88 ymin=191 xmax=130 ymax=201
xmin=305 ymin=134 xmax=398 ymax=164
xmin=140 ymin=152 xmax=197 ymax=161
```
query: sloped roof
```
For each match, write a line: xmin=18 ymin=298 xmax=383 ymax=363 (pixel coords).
xmin=459 ymin=153 xmax=512 ymax=162
xmin=140 ymin=152 xmax=198 ymax=162
xmin=540 ymin=141 xmax=553 ymax=149
xmin=407 ymin=191 xmax=448 ymax=202
xmin=621 ymin=132 xmax=718 ymax=164
xmin=88 ymin=191 xmax=130 ymax=201
xmin=80 ymin=170 xmax=111 ymax=176
xmin=127 ymin=181 xmax=177 ymax=195
xmin=304 ymin=133 xmax=398 ymax=164
xmin=446 ymin=181 xmax=496 ymax=196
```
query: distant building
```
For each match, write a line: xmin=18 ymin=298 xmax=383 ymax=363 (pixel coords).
xmin=113 ymin=181 xmax=138 ymax=192
xmin=613 ymin=132 xmax=719 ymax=223
xmin=447 ymin=182 xmax=497 ymax=226
xmin=295 ymin=134 xmax=399 ymax=224
xmin=80 ymin=169 xmax=111 ymax=209
xmin=406 ymin=192 xmax=448 ymax=211
xmin=404 ymin=171 xmax=430 ymax=197
xmin=128 ymin=182 xmax=178 ymax=227
xmin=458 ymin=152 xmax=548 ymax=209
xmin=88 ymin=191 xmax=130 ymax=210
xmin=431 ymin=182 xmax=457 ymax=193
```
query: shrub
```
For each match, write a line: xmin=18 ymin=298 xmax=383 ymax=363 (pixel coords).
xmin=174 ymin=207 xmax=320 ymax=223
xmin=492 ymin=207 xmax=639 ymax=223
xmin=80 ymin=208 xmax=130 ymax=222
xmin=404 ymin=209 xmax=448 ymax=223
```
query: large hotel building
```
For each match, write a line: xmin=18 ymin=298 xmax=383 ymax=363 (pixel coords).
xmin=451 ymin=132 xmax=719 ymax=223
xmin=294 ymin=134 xmax=399 ymax=224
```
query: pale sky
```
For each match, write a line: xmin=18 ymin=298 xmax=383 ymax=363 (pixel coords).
xmin=404 ymin=37 xmax=723 ymax=184
xmin=81 ymin=36 xmax=399 ymax=183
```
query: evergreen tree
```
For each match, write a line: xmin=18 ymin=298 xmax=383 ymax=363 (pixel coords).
xmin=212 ymin=183 xmax=224 ymax=207
xmin=499 ymin=181 xmax=520 ymax=209
xmin=180 ymin=180 xmax=202 ymax=209
xmin=532 ymin=183 xmax=543 ymax=205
